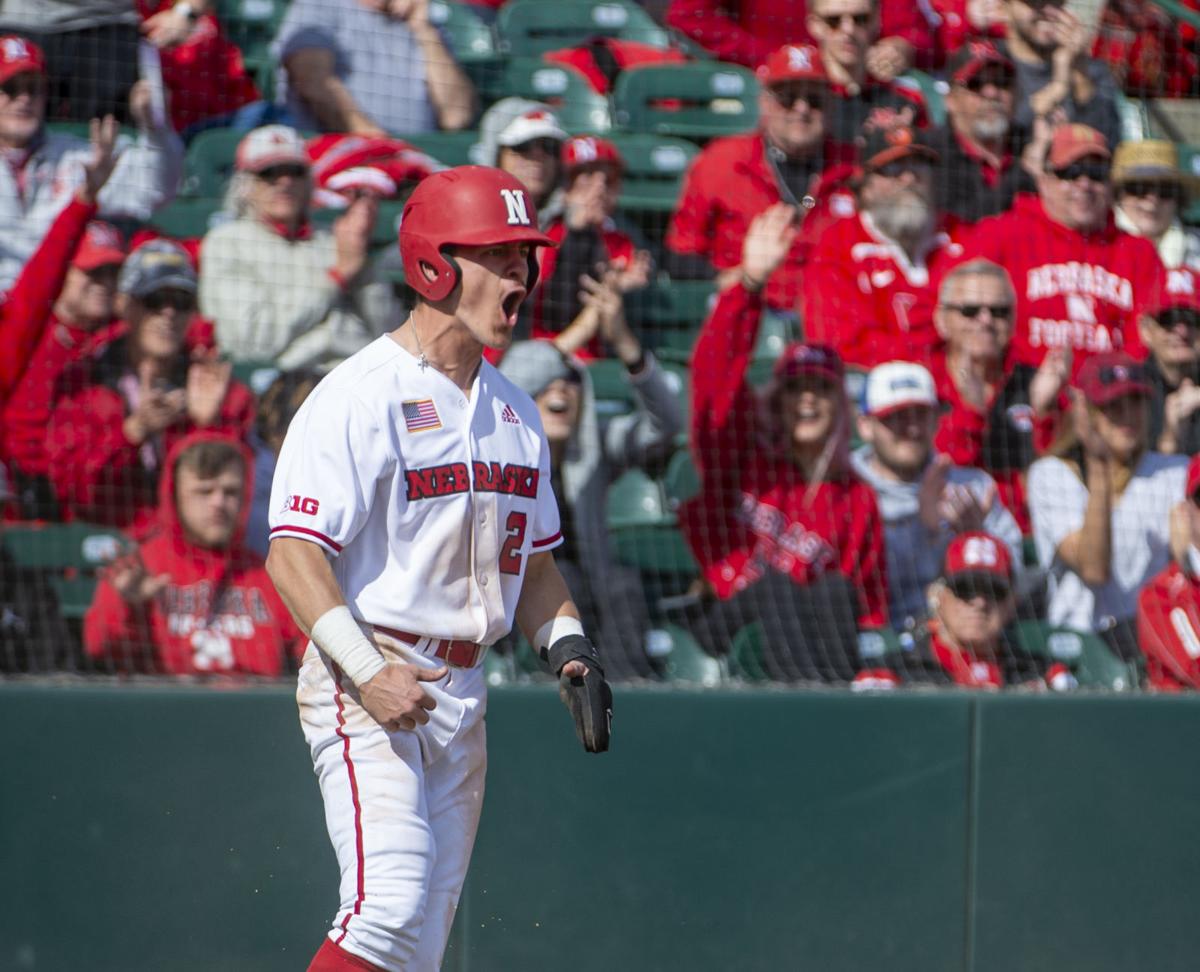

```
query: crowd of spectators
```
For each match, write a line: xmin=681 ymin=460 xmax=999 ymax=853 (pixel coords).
xmin=3 ymin=0 xmax=1200 ymax=693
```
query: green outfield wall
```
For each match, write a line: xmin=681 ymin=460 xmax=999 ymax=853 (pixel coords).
xmin=1 ymin=683 xmax=1197 ymax=971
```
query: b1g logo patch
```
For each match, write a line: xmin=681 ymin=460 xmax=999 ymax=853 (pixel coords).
xmin=500 ymin=188 xmax=531 ymax=226
xmin=280 ymin=494 xmax=320 ymax=516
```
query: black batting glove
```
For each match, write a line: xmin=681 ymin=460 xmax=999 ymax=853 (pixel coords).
xmin=540 ymin=633 xmax=613 ymax=753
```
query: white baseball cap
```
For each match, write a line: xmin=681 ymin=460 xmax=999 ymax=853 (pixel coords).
xmin=497 ymin=108 xmax=567 ymax=148
xmin=863 ymin=361 xmax=937 ymax=417
xmin=235 ymin=125 xmax=310 ymax=173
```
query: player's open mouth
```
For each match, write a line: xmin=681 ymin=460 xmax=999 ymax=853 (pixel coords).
xmin=500 ymin=288 xmax=525 ymax=325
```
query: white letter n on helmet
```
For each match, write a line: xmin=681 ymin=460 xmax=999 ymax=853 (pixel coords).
xmin=500 ymin=188 xmax=531 ymax=226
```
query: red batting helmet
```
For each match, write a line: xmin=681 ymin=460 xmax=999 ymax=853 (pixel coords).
xmin=399 ymin=165 xmax=555 ymax=302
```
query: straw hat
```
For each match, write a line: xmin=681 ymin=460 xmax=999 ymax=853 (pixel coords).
xmin=1111 ymin=139 xmax=1200 ymax=196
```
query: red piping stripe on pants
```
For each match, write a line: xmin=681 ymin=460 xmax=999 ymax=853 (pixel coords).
xmin=332 ymin=673 xmax=366 ymax=945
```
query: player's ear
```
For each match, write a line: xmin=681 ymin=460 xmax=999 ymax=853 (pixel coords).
xmin=419 ymin=260 xmax=439 ymax=283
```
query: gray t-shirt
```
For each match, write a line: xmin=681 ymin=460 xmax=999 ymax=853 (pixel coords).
xmin=0 ymin=0 xmax=137 ymax=31
xmin=273 ymin=0 xmax=450 ymax=136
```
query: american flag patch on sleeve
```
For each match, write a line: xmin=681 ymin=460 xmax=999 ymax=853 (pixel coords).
xmin=402 ymin=398 xmax=441 ymax=432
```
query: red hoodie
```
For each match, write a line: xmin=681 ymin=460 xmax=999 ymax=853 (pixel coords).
xmin=1137 ymin=562 xmax=1200 ymax=692
xmin=84 ymin=431 xmax=304 ymax=675
xmin=45 ymin=336 xmax=256 ymax=534
xmin=963 ymin=193 xmax=1165 ymax=375
xmin=0 ymin=195 xmax=123 ymax=479
xmin=684 ymin=283 xmax=889 ymax=627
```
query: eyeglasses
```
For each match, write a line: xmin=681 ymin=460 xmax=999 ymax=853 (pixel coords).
xmin=140 ymin=290 xmax=196 ymax=313
xmin=1050 ymin=161 xmax=1111 ymax=183
xmin=941 ymin=303 xmax=1012 ymax=319
xmin=947 ymin=577 xmax=1010 ymax=604
xmin=1120 ymin=181 xmax=1179 ymax=201
xmin=510 ymin=138 xmax=560 ymax=157
xmin=1 ymin=74 xmax=45 ymax=99
xmin=817 ymin=11 xmax=873 ymax=29
xmin=962 ymin=73 xmax=1013 ymax=94
xmin=770 ymin=86 xmax=825 ymax=111
xmin=256 ymin=163 xmax=308 ymax=183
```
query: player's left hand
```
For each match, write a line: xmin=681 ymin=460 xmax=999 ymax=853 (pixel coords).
xmin=542 ymin=634 xmax=612 ymax=753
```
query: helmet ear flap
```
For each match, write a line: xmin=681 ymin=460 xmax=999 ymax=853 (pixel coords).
xmin=401 ymin=235 xmax=460 ymax=302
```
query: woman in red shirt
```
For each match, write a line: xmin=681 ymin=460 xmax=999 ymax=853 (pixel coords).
xmin=683 ymin=203 xmax=889 ymax=681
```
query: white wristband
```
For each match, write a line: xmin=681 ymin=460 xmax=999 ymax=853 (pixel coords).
xmin=1188 ymin=545 xmax=1200 ymax=580
xmin=310 ymin=606 xmax=386 ymax=687
xmin=535 ymin=615 xmax=585 ymax=654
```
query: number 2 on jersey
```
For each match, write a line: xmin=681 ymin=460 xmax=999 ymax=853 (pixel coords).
xmin=499 ymin=511 xmax=527 ymax=575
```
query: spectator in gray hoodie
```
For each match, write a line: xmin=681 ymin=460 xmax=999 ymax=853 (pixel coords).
xmin=851 ymin=360 xmax=1025 ymax=630
xmin=475 ymin=97 xmax=566 ymax=228
xmin=498 ymin=275 xmax=684 ymax=679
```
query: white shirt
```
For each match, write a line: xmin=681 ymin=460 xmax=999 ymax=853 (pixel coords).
xmin=1028 ymin=451 xmax=1188 ymax=631
xmin=269 ymin=336 xmax=562 ymax=645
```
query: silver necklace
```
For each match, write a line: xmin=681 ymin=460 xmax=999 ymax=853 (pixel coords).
xmin=411 ymin=319 xmax=429 ymax=370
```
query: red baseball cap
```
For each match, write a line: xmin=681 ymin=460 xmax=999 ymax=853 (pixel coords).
xmin=1148 ymin=266 xmax=1200 ymax=318
xmin=944 ymin=531 xmax=1013 ymax=585
xmin=773 ymin=342 xmax=844 ymax=383
xmin=72 ymin=220 xmax=126 ymax=271
xmin=561 ymin=135 xmax=624 ymax=174
xmin=1047 ymin=124 xmax=1111 ymax=170
xmin=757 ymin=44 xmax=826 ymax=86
xmin=0 ymin=35 xmax=44 ymax=85
xmin=1187 ymin=453 xmax=1200 ymax=500
xmin=946 ymin=40 xmax=1014 ymax=88
xmin=1071 ymin=351 xmax=1151 ymax=405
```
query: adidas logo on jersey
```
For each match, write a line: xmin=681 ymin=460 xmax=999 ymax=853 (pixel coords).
xmin=501 ymin=404 xmax=520 ymax=425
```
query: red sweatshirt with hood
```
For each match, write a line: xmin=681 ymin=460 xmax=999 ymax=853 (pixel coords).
xmin=84 ymin=431 xmax=304 ymax=675
xmin=963 ymin=193 xmax=1165 ymax=375
xmin=45 ymin=334 xmax=255 ymax=534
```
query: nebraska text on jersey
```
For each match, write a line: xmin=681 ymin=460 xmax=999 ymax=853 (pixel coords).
xmin=1025 ymin=262 xmax=1134 ymax=308
xmin=268 ymin=336 xmax=562 ymax=645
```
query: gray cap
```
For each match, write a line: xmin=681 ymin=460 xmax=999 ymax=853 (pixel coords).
xmin=476 ymin=97 xmax=565 ymax=167
xmin=498 ymin=340 xmax=579 ymax=400
xmin=117 ymin=239 xmax=198 ymax=298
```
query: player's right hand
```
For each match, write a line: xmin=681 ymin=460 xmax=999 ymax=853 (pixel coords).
xmin=359 ymin=663 xmax=447 ymax=732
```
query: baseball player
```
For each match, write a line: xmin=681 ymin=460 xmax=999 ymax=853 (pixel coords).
xmin=265 ymin=166 xmax=613 ymax=972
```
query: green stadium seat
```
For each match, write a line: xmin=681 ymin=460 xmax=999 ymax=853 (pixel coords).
xmin=182 ymin=127 xmax=245 ymax=198
xmin=149 ymin=197 xmax=226 ymax=239
xmin=1178 ymin=144 xmax=1200 ymax=224
xmin=231 ymin=359 xmax=281 ymax=394
xmin=612 ymin=62 xmax=759 ymax=140
xmin=606 ymin=468 xmax=698 ymax=576
xmin=404 ymin=129 xmax=482 ymax=167
xmin=896 ymin=70 xmax=946 ymax=128
xmin=428 ymin=0 xmax=498 ymax=62
xmin=485 ymin=58 xmax=612 ymax=132
xmin=2 ymin=522 xmax=130 ymax=620
xmin=608 ymin=132 xmax=697 ymax=212
xmin=496 ymin=0 xmax=670 ymax=58
xmin=607 ymin=468 xmax=672 ymax=529
xmin=657 ymin=623 xmax=725 ymax=684
xmin=728 ymin=622 xmax=767 ymax=681
xmin=1013 ymin=620 xmax=1142 ymax=691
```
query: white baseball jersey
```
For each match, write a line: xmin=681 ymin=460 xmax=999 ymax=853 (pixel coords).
xmin=269 ymin=334 xmax=563 ymax=645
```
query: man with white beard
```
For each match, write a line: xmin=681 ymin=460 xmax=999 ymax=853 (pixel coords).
xmin=926 ymin=40 xmax=1035 ymax=224
xmin=802 ymin=122 xmax=967 ymax=369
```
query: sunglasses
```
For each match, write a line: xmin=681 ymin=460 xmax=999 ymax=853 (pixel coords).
xmin=818 ymin=11 xmax=873 ymax=29
xmin=1 ymin=74 xmax=45 ymax=99
xmin=1155 ymin=309 xmax=1200 ymax=330
xmin=1120 ymin=181 xmax=1179 ymax=201
xmin=510 ymin=138 xmax=560 ymax=157
xmin=947 ymin=577 xmax=1010 ymax=604
xmin=962 ymin=73 xmax=1013 ymax=94
xmin=140 ymin=290 xmax=196 ymax=313
xmin=1051 ymin=161 xmax=1111 ymax=183
xmin=256 ymin=163 xmax=308 ymax=183
xmin=771 ymin=86 xmax=825 ymax=111
xmin=874 ymin=158 xmax=932 ymax=179
xmin=941 ymin=303 xmax=1012 ymax=319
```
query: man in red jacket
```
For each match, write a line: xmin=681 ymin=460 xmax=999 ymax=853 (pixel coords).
xmin=666 ymin=0 xmax=932 ymax=75
xmin=84 ymin=433 xmax=304 ymax=675
xmin=965 ymin=124 xmax=1166 ymax=377
xmin=803 ymin=123 xmax=967 ymax=368
xmin=665 ymin=43 xmax=839 ymax=317
xmin=45 ymin=239 xmax=255 ymax=534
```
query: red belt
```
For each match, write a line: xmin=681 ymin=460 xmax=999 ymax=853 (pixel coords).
xmin=373 ymin=625 xmax=486 ymax=668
